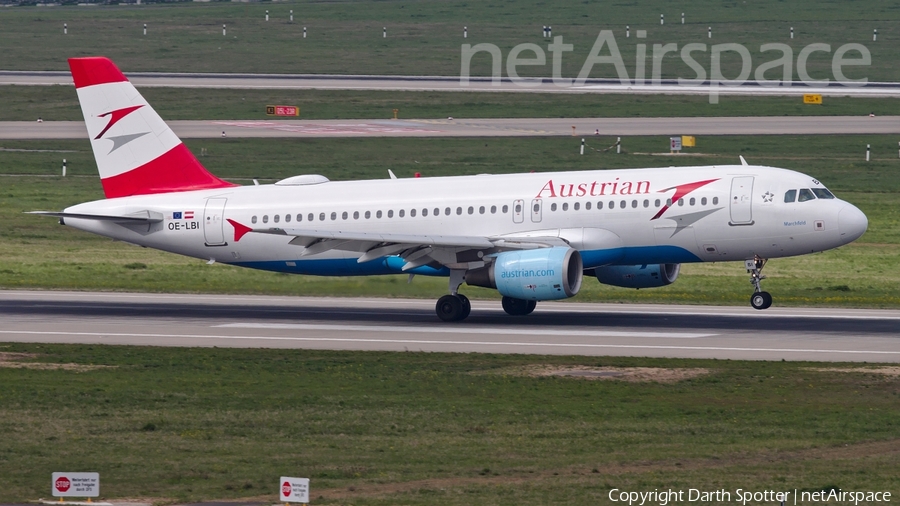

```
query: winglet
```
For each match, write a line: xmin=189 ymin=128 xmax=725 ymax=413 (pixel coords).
xmin=227 ymin=218 xmax=253 ymax=242
xmin=388 ymin=169 xmax=398 ymax=180
xmin=739 ymin=155 xmax=748 ymax=166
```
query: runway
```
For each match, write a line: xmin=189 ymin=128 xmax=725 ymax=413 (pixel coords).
xmin=1 ymin=290 xmax=898 ymax=363
xmin=3 ymin=116 xmax=899 ymax=140
xmin=3 ymin=70 xmax=900 ymax=97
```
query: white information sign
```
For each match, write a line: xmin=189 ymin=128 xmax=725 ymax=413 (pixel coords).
xmin=52 ymin=472 xmax=99 ymax=497
xmin=670 ymin=136 xmax=682 ymax=151
xmin=279 ymin=476 xmax=309 ymax=503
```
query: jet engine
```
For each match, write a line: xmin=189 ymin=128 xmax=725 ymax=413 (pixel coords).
xmin=467 ymin=247 xmax=583 ymax=300
xmin=594 ymin=263 xmax=680 ymax=289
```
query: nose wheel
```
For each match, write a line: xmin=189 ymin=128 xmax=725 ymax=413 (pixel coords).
xmin=745 ymin=256 xmax=773 ymax=310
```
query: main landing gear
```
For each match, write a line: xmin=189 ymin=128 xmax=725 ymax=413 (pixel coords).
xmin=746 ymin=256 xmax=773 ymax=310
xmin=435 ymin=269 xmax=471 ymax=322
xmin=434 ymin=269 xmax=538 ymax=321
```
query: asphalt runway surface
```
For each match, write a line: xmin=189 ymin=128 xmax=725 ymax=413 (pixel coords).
xmin=3 ymin=71 xmax=900 ymax=97
xmin=1 ymin=290 xmax=898 ymax=363
xmin=3 ymin=116 xmax=899 ymax=140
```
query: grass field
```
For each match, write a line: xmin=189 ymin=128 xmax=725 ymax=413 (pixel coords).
xmin=4 ymin=85 xmax=900 ymax=122
xmin=1 ymin=135 xmax=898 ymax=307
xmin=1 ymin=344 xmax=898 ymax=504
xmin=0 ymin=0 xmax=898 ymax=82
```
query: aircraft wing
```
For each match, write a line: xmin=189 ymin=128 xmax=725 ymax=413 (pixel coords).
xmin=246 ymin=225 xmax=567 ymax=271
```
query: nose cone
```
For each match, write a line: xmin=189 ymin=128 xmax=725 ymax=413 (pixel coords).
xmin=838 ymin=204 xmax=868 ymax=244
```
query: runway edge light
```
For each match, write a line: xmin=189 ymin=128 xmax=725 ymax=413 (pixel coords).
xmin=280 ymin=476 xmax=310 ymax=505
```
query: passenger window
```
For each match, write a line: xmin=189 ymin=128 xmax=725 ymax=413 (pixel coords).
xmin=251 ymin=216 xmax=257 ymax=224
xmin=456 ymin=207 xmax=463 ymax=215
xmin=331 ymin=212 xmax=337 ymax=220
xmin=273 ymin=215 xmax=280 ymax=223
xmin=655 ymin=199 xmax=661 ymax=207
xmin=445 ymin=207 xmax=451 ymax=216
xmin=502 ymin=205 xmax=508 ymax=213
xmin=410 ymin=209 xmax=416 ymax=217
xmin=365 ymin=211 xmax=371 ymax=219
xmin=434 ymin=208 xmax=440 ymax=216
xmin=514 ymin=204 xmax=521 ymax=213
xmin=319 ymin=212 xmax=325 ymax=221
xmin=342 ymin=211 xmax=348 ymax=220
xmin=677 ymin=199 xmax=684 ymax=206
xmin=388 ymin=210 xmax=394 ymax=218
xmin=422 ymin=208 xmax=428 ymax=217
xmin=467 ymin=206 xmax=474 ymax=215
xmin=712 ymin=197 xmax=719 ymax=205
xmin=609 ymin=201 xmax=614 ymax=209
xmin=643 ymin=199 xmax=649 ymax=208
xmin=812 ymin=188 xmax=835 ymax=199
xmin=784 ymin=189 xmax=797 ymax=203
xmin=701 ymin=197 xmax=707 ymax=205
xmin=562 ymin=203 xmax=568 ymax=211
xmin=551 ymin=203 xmax=557 ymax=211
xmin=597 ymin=201 xmax=603 ymax=209
xmin=399 ymin=210 xmax=405 ymax=218
xmin=631 ymin=200 xmax=637 ymax=208
xmin=353 ymin=211 xmax=359 ymax=219
xmin=689 ymin=198 xmax=695 ymax=206
xmin=574 ymin=202 xmax=580 ymax=211
xmin=666 ymin=199 xmax=673 ymax=206
xmin=620 ymin=200 xmax=626 ymax=209
xmin=285 ymin=214 xmax=291 ymax=223
xmin=491 ymin=205 xmax=497 ymax=214
xmin=798 ymin=189 xmax=816 ymax=202
xmin=585 ymin=202 xmax=592 ymax=210
xmin=376 ymin=210 xmax=382 ymax=218
xmin=479 ymin=206 xmax=485 ymax=214
xmin=533 ymin=203 xmax=539 ymax=213
xmin=262 ymin=215 xmax=269 ymax=223
xmin=297 ymin=214 xmax=303 ymax=222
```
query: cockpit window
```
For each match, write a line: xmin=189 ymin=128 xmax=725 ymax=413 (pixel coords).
xmin=812 ymin=188 xmax=835 ymax=199
xmin=784 ymin=189 xmax=797 ymax=203
xmin=798 ymin=189 xmax=816 ymax=202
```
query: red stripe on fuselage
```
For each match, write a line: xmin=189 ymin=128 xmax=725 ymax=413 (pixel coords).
xmin=69 ymin=57 xmax=128 ymax=89
xmin=100 ymin=143 xmax=237 ymax=198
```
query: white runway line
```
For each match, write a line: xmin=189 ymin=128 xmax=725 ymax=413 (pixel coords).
xmin=2 ymin=329 xmax=899 ymax=356
xmin=217 ymin=322 xmax=711 ymax=338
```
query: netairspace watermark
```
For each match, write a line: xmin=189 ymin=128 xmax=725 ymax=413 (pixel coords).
xmin=459 ymin=30 xmax=872 ymax=103
xmin=607 ymin=488 xmax=892 ymax=506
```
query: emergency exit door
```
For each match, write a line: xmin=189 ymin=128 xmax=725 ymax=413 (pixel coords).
xmin=203 ymin=197 xmax=228 ymax=246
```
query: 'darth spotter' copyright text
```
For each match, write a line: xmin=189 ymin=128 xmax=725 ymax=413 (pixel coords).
xmin=609 ymin=488 xmax=892 ymax=506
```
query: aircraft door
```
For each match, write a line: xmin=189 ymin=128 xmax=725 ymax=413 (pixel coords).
xmin=513 ymin=199 xmax=524 ymax=223
xmin=203 ymin=197 xmax=228 ymax=246
xmin=530 ymin=199 xmax=542 ymax=223
xmin=729 ymin=176 xmax=754 ymax=225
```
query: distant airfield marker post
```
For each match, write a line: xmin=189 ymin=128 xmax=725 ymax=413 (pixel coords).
xmin=548 ymin=26 xmax=552 ymax=37
xmin=617 ymin=137 xmax=621 ymax=154
xmin=660 ymin=14 xmax=664 ymax=25
xmin=873 ymin=29 xmax=877 ymax=41
xmin=543 ymin=25 xmax=547 ymax=38
xmin=383 ymin=27 xmax=386 ymax=38
xmin=222 ymin=24 xmax=226 ymax=36
xmin=303 ymin=27 xmax=307 ymax=38
xmin=791 ymin=26 xmax=794 ymax=39
xmin=681 ymin=12 xmax=684 ymax=24
xmin=580 ymin=138 xmax=585 ymax=155
xmin=143 ymin=23 xmax=147 ymax=36
xmin=265 ymin=10 xmax=269 ymax=22
xmin=866 ymin=144 xmax=871 ymax=161
xmin=464 ymin=26 xmax=467 ymax=38
xmin=62 ymin=159 xmax=66 ymax=177
xmin=289 ymin=10 xmax=293 ymax=23
xmin=64 ymin=23 xmax=67 ymax=35
xmin=708 ymin=26 xmax=712 ymax=38
xmin=626 ymin=25 xmax=630 ymax=37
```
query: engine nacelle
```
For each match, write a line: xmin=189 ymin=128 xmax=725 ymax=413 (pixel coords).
xmin=467 ymin=247 xmax=583 ymax=300
xmin=594 ymin=263 xmax=680 ymax=289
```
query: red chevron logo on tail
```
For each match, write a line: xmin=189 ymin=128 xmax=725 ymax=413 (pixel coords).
xmin=94 ymin=105 xmax=144 ymax=139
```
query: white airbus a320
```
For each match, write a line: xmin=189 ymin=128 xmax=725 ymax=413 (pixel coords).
xmin=33 ymin=57 xmax=868 ymax=321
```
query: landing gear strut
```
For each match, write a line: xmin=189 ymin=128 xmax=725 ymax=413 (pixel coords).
xmin=745 ymin=256 xmax=773 ymax=310
xmin=435 ymin=269 xmax=471 ymax=322
xmin=501 ymin=296 xmax=536 ymax=316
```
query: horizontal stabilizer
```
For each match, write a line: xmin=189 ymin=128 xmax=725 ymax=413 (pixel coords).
xmin=28 ymin=210 xmax=164 ymax=223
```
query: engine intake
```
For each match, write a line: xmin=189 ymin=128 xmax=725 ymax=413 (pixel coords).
xmin=467 ymin=247 xmax=583 ymax=300
xmin=594 ymin=263 xmax=680 ymax=289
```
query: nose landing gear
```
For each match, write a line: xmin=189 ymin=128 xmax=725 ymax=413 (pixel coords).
xmin=746 ymin=256 xmax=772 ymax=310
